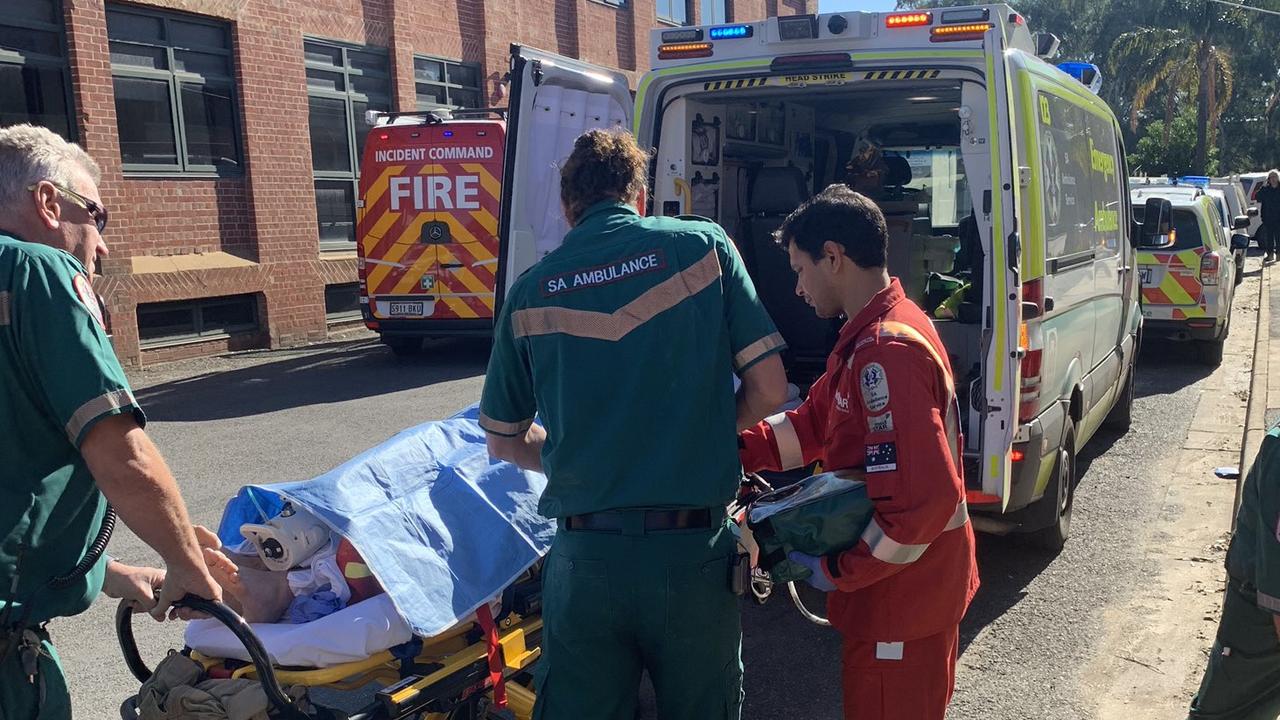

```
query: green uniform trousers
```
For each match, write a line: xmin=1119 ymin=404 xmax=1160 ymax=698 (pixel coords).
xmin=1190 ymin=581 xmax=1280 ymax=719
xmin=532 ymin=517 xmax=743 ymax=720
xmin=0 ymin=628 xmax=70 ymax=720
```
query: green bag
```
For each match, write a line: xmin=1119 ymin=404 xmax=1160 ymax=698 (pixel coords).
xmin=746 ymin=471 xmax=876 ymax=583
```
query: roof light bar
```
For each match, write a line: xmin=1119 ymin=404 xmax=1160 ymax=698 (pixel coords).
xmin=940 ymin=8 xmax=989 ymax=24
xmin=658 ymin=41 xmax=714 ymax=60
xmin=885 ymin=12 xmax=932 ymax=28
xmin=930 ymin=22 xmax=993 ymax=41
xmin=661 ymin=28 xmax=704 ymax=43
xmin=709 ymin=24 xmax=752 ymax=40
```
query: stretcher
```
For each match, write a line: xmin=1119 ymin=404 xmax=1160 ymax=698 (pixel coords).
xmin=116 ymin=568 xmax=543 ymax=720
xmin=117 ymin=406 xmax=553 ymax=719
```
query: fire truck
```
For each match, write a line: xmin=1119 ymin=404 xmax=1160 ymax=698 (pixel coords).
xmin=356 ymin=110 xmax=505 ymax=353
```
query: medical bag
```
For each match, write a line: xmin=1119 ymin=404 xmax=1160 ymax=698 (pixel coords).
xmin=746 ymin=471 xmax=875 ymax=583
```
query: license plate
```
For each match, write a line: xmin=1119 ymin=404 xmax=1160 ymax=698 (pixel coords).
xmin=1139 ymin=268 xmax=1153 ymax=285
xmin=388 ymin=301 xmax=424 ymax=316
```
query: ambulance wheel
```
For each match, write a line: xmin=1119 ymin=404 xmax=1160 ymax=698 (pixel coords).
xmin=1103 ymin=359 xmax=1135 ymax=432
xmin=1027 ymin=420 xmax=1076 ymax=552
xmin=1198 ymin=338 xmax=1225 ymax=366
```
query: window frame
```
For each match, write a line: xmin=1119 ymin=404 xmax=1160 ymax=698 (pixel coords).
xmin=699 ymin=0 xmax=729 ymax=24
xmin=412 ymin=54 xmax=483 ymax=112
xmin=106 ymin=4 xmax=242 ymax=176
xmin=656 ymin=0 xmax=690 ymax=25
xmin=304 ymin=37 xmax=391 ymax=251
xmin=136 ymin=294 xmax=259 ymax=348
xmin=0 ymin=0 xmax=78 ymax=141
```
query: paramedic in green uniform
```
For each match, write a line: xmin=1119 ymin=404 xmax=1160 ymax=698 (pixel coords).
xmin=0 ymin=124 xmax=221 ymax=719
xmin=1189 ymin=421 xmax=1280 ymax=719
xmin=481 ymin=129 xmax=787 ymax=719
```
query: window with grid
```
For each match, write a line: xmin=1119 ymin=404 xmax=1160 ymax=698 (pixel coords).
xmin=305 ymin=39 xmax=391 ymax=249
xmin=414 ymin=56 xmax=483 ymax=111
xmin=137 ymin=294 xmax=259 ymax=347
xmin=0 ymin=0 xmax=76 ymax=140
xmin=657 ymin=0 xmax=690 ymax=25
xmin=106 ymin=5 xmax=241 ymax=173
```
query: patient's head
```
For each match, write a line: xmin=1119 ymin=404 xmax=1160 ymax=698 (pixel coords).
xmin=774 ymin=185 xmax=888 ymax=319
xmin=560 ymin=129 xmax=650 ymax=226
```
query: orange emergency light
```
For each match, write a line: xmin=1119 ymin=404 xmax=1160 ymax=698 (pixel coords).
xmin=885 ymin=12 xmax=932 ymax=28
xmin=658 ymin=42 xmax=714 ymax=60
xmin=930 ymin=22 xmax=994 ymax=41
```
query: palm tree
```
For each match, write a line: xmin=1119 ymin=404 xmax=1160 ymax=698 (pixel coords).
xmin=1109 ymin=1 xmax=1241 ymax=173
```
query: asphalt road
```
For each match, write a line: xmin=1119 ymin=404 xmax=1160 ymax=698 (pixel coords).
xmin=56 ymin=322 xmax=1228 ymax=718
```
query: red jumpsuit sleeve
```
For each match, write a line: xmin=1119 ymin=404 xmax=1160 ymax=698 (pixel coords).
xmin=739 ymin=372 xmax=831 ymax=473
xmin=824 ymin=341 xmax=964 ymax=592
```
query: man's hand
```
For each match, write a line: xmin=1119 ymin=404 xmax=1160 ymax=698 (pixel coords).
xmin=486 ymin=422 xmax=547 ymax=473
xmin=153 ymin=560 xmax=223 ymax=622
xmin=788 ymin=551 xmax=836 ymax=592
xmin=101 ymin=560 xmax=165 ymax=613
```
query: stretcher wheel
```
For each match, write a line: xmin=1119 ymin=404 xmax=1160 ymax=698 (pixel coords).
xmin=115 ymin=595 xmax=313 ymax=720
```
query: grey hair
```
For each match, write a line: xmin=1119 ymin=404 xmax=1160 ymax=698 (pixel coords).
xmin=0 ymin=124 xmax=101 ymax=211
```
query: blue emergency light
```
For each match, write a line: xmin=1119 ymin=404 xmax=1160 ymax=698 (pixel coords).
xmin=443 ymin=130 xmax=454 ymax=137
xmin=1057 ymin=61 xmax=1102 ymax=94
xmin=710 ymin=24 xmax=753 ymax=39
xmin=1179 ymin=175 xmax=1211 ymax=188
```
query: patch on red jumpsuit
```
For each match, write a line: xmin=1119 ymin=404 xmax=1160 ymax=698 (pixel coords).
xmin=860 ymin=362 xmax=890 ymax=412
xmin=73 ymin=273 xmax=105 ymax=330
xmin=866 ymin=442 xmax=898 ymax=473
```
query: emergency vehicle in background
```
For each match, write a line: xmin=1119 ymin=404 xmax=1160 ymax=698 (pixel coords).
xmin=356 ymin=110 xmax=505 ymax=354
xmin=496 ymin=6 xmax=1172 ymax=549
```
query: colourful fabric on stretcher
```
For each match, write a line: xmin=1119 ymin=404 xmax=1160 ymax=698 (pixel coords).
xmin=215 ymin=404 xmax=553 ymax=637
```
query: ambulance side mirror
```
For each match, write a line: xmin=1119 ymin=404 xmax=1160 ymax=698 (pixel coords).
xmin=1138 ymin=197 xmax=1175 ymax=249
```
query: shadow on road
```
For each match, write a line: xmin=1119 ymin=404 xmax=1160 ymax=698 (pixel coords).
xmin=136 ymin=338 xmax=492 ymax=422
xmin=1134 ymin=339 xmax=1217 ymax=399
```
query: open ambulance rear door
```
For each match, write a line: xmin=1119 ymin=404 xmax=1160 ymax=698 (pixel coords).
xmin=496 ymin=46 xmax=633 ymax=311
xmin=969 ymin=23 xmax=1023 ymax=511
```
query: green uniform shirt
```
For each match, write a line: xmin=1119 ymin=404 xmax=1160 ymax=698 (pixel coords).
xmin=0 ymin=233 xmax=144 ymax=625
xmin=480 ymin=202 xmax=783 ymax=518
xmin=1227 ymin=423 xmax=1280 ymax=615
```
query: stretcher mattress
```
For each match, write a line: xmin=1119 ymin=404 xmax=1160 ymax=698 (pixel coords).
xmin=185 ymin=593 xmax=413 ymax=667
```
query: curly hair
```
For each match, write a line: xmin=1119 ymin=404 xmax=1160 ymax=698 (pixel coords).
xmin=560 ymin=129 xmax=650 ymax=225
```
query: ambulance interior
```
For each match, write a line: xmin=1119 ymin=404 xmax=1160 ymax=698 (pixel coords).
xmin=656 ymin=81 xmax=987 ymax=438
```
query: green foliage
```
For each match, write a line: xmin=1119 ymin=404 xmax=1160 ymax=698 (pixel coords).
xmin=1129 ymin=109 xmax=1219 ymax=177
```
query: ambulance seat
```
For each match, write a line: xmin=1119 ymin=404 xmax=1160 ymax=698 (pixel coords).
xmin=743 ymin=167 xmax=837 ymax=368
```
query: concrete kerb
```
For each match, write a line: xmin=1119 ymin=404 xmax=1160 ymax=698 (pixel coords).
xmin=1236 ymin=262 xmax=1271 ymax=521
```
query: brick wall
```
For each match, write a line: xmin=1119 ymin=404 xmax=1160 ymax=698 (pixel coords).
xmin=60 ymin=0 xmax=813 ymax=366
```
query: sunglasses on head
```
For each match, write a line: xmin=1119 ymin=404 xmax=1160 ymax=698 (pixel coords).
xmin=28 ymin=181 xmax=108 ymax=233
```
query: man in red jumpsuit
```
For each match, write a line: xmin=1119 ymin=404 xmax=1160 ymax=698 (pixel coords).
xmin=740 ymin=185 xmax=979 ymax=719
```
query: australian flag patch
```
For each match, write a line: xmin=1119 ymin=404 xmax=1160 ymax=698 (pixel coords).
xmin=865 ymin=442 xmax=899 ymax=474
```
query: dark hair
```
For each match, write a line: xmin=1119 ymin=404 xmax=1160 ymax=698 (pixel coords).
xmin=775 ymin=184 xmax=888 ymax=268
xmin=560 ymin=129 xmax=650 ymax=225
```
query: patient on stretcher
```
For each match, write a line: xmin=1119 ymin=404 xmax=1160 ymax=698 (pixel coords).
xmin=202 ymin=504 xmax=383 ymax=624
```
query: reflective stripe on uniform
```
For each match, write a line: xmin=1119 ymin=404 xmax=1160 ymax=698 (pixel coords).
xmin=65 ymin=388 xmax=135 ymax=444
xmin=877 ymin=320 xmax=962 ymax=468
xmin=0 ymin=291 xmax=9 ymax=326
xmin=511 ymin=249 xmax=721 ymax=341
xmin=860 ymin=500 xmax=970 ymax=565
xmin=1259 ymin=590 xmax=1280 ymax=614
xmin=478 ymin=412 xmax=534 ymax=437
xmin=734 ymin=332 xmax=785 ymax=371
xmin=765 ymin=412 xmax=804 ymax=470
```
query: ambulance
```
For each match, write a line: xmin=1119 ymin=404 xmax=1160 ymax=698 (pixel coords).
xmin=356 ymin=110 xmax=505 ymax=353
xmin=496 ymin=6 xmax=1166 ymax=549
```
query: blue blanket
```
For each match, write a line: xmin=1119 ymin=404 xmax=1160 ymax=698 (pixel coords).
xmin=216 ymin=405 xmax=554 ymax=637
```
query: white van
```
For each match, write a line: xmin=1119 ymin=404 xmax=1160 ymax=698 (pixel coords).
xmin=496 ymin=5 xmax=1148 ymax=549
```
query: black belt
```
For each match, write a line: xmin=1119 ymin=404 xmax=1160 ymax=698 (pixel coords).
xmin=563 ymin=508 xmax=716 ymax=533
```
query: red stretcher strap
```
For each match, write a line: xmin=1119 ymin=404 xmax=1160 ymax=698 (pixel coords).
xmin=475 ymin=603 xmax=507 ymax=708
